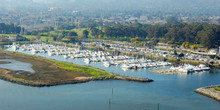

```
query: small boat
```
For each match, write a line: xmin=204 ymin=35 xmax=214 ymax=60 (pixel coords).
xmin=121 ymin=64 xmax=132 ymax=69
xmin=84 ymin=58 xmax=91 ymax=64
xmin=63 ymin=55 xmax=68 ymax=59
xmin=179 ymin=68 xmax=189 ymax=73
xmin=194 ymin=66 xmax=202 ymax=72
xmin=130 ymin=64 xmax=138 ymax=69
xmin=70 ymin=55 xmax=75 ymax=59
xmin=12 ymin=43 xmax=18 ymax=51
xmin=199 ymin=64 xmax=210 ymax=71
xmin=103 ymin=61 xmax=111 ymax=67
xmin=48 ymin=51 xmax=54 ymax=56
xmin=31 ymin=49 xmax=37 ymax=55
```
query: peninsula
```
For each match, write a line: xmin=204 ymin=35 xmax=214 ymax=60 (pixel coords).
xmin=0 ymin=50 xmax=153 ymax=87
xmin=195 ymin=85 xmax=220 ymax=102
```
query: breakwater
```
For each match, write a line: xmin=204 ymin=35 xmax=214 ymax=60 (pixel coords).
xmin=195 ymin=85 xmax=220 ymax=102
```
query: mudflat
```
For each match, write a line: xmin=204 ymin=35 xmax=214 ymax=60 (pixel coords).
xmin=0 ymin=50 xmax=97 ymax=86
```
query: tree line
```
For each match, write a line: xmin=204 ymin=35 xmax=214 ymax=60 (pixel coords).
xmin=1 ymin=22 xmax=219 ymax=49
xmin=0 ymin=23 xmax=21 ymax=34
xmin=89 ymin=23 xmax=220 ymax=48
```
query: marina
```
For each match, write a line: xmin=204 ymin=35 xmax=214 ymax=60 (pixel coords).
xmin=8 ymin=43 xmax=173 ymax=71
xmin=0 ymin=43 xmax=219 ymax=110
xmin=8 ymin=43 xmax=213 ymax=75
xmin=153 ymin=64 xmax=211 ymax=75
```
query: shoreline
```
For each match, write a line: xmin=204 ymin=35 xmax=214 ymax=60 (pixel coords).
xmin=0 ymin=61 xmax=11 ymax=64
xmin=195 ymin=85 xmax=220 ymax=102
xmin=0 ymin=68 xmax=153 ymax=87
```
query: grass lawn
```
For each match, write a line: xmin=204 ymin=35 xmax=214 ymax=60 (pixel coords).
xmin=72 ymin=28 xmax=86 ymax=36
xmin=23 ymin=35 xmax=37 ymax=39
xmin=215 ymin=87 xmax=220 ymax=91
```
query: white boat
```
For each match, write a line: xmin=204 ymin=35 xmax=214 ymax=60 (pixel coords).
xmin=130 ymin=64 xmax=138 ymax=69
xmin=12 ymin=43 xmax=18 ymax=51
xmin=84 ymin=58 xmax=90 ymax=64
xmin=136 ymin=63 xmax=144 ymax=69
xmin=48 ymin=51 xmax=54 ymax=56
xmin=199 ymin=64 xmax=210 ymax=71
xmin=121 ymin=64 xmax=132 ymax=69
xmin=91 ymin=58 xmax=100 ymax=62
xmin=103 ymin=61 xmax=111 ymax=67
xmin=179 ymin=68 xmax=189 ymax=73
xmin=40 ymin=49 xmax=46 ymax=54
xmin=142 ymin=63 xmax=148 ymax=68
xmin=63 ymin=55 xmax=68 ymax=59
xmin=31 ymin=49 xmax=37 ymax=55
xmin=194 ymin=66 xmax=202 ymax=72
xmin=70 ymin=55 xmax=75 ymax=59
xmin=20 ymin=47 xmax=26 ymax=51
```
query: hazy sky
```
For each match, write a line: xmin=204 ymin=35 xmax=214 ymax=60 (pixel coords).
xmin=0 ymin=0 xmax=219 ymax=13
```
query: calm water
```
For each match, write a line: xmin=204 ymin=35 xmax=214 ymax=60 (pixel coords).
xmin=0 ymin=48 xmax=219 ymax=110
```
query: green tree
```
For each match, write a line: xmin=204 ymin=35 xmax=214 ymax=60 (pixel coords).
xmin=83 ymin=30 xmax=89 ymax=38
xmin=68 ymin=31 xmax=78 ymax=36
xmin=197 ymin=25 xmax=219 ymax=48
xmin=62 ymin=31 xmax=68 ymax=37
xmin=166 ymin=16 xmax=180 ymax=25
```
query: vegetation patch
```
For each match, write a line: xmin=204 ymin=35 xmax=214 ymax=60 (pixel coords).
xmin=215 ymin=87 xmax=220 ymax=91
xmin=23 ymin=35 xmax=37 ymax=39
xmin=41 ymin=37 xmax=54 ymax=42
xmin=48 ymin=60 xmax=115 ymax=77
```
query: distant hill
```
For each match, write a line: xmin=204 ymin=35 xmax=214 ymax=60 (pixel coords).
xmin=31 ymin=0 xmax=220 ymax=10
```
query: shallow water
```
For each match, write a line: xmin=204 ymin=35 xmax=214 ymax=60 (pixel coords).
xmin=0 ymin=59 xmax=35 ymax=73
xmin=0 ymin=48 xmax=219 ymax=110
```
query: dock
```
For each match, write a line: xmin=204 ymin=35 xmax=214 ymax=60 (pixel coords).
xmin=151 ymin=69 xmax=178 ymax=74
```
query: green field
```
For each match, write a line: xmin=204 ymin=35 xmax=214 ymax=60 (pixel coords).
xmin=41 ymin=37 xmax=54 ymax=42
xmin=215 ymin=87 xmax=220 ymax=91
xmin=48 ymin=59 xmax=115 ymax=77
